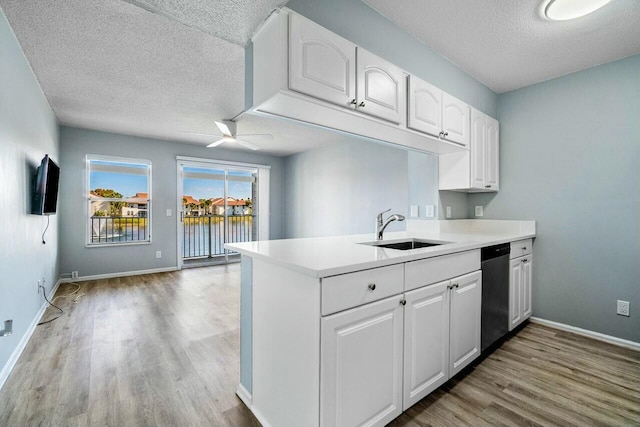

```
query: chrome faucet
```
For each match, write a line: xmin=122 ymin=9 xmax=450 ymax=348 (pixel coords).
xmin=376 ymin=209 xmax=406 ymax=240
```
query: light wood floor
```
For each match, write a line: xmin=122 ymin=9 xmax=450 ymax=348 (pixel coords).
xmin=1 ymin=265 xmax=638 ymax=426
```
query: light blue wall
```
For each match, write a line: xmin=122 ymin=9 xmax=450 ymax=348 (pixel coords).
xmin=286 ymin=0 xmax=498 ymax=117
xmin=58 ymin=126 xmax=286 ymax=278
xmin=469 ymin=55 xmax=640 ymax=342
xmin=0 ymin=7 xmax=59 ymax=377
xmin=284 ymin=138 xmax=421 ymax=238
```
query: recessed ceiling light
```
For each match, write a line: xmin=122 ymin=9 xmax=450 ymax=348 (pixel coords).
xmin=544 ymin=0 xmax=613 ymax=21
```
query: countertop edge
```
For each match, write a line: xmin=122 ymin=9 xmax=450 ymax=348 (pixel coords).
xmin=227 ymin=233 xmax=536 ymax=278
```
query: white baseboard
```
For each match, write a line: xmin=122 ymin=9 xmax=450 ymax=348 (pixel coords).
xmin=60 ymin=266 xmax=178 ymax=283
xmin=0 ymin=279 xmax=63 ymax=391
xmin=236 ymin=383 xmax=252 ymax=407
xmin=530 ymin=317 xmax=640 ymax=351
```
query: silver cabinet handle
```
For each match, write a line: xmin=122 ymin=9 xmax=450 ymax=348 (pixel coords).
xmin=485 ymin=185 xmax=492 ymax=188
xmin=350 ymin=99 xmax=357 ymax=105
xmin=358 ymin=101 xmax=365 ymax=108
xmin=400 ymin=299 xmax=407 ymax=306
xmin=368 ymin=283 xmax=376 ymax=291
xmin=523 ymin=247 xmax=527 ymax=250
xmin=444 ymin=132 xmax=449 ymax=137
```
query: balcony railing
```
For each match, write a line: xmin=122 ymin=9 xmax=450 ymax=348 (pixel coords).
xmin=90 ymin=216 xmax=149 ymax=243
xmin=183 ymin=214 xmax=254 ymax=259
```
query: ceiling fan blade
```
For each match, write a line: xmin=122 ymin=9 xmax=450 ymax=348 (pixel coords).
xmin=236 ymin=139 xmax=260 ymax=150
xmin=236 ymin=134 xmax=274 ymax=141
xmin=206 ymin=138 xmax=226 ymax=148
xmin=215 ymin=120 xmax=236 ymax=137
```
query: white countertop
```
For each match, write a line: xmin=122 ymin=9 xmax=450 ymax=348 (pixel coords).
xmin=226 ymin=220 xmax=536 ymax=278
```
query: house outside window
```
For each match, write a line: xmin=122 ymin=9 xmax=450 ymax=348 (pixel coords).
xmin=87 ymin=155 xmax=151 ymax=246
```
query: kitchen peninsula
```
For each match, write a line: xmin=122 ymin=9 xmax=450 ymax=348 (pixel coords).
xmin=226 ymin=219 xmax=536 ymax=427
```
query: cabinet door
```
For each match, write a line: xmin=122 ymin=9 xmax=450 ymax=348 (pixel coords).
xmin=356 ymin=48 xmax=405 ymax=124
xmin=449 ymin=271 xmax=481 ymax=377
xmin=321 ymin=295 xmax=403 ymax=427
xmin=289 ymin=14 xmax=356 ymax=108
xmin=470 ymin=109 xmax=486 ymax=189
xmin=509 ymin=258 xmax=523 ymax=331
xmin=485 ymin=116 xmax=500 ymax=191
xmin=442 ymin=92 xmax=470 ymax=147
xmin=407 ymin=75 xmax=442 ymax=137
xmin=521 ymin=255 xmax=533 ymax=321
xmin=403 ymin=281 xmax=450 ymax=410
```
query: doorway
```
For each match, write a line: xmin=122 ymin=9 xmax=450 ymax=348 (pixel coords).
xmin=177 ymin=157 xmax=269 ymax=268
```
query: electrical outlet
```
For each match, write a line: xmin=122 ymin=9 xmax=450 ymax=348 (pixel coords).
xmin=410 ymin=205 xmax=419 ymax=218
xmin=156 ymin=251 xmax=162 ymax=259
xmin=617 ymin=300 xmax=630 ymax=317
xmin=425 ymin=205 xmax=435 ymax=218
xmin=71 ymin=271 xmax=79 ymax=280
xmin=475 ymin=206 xmax=484 ymax=217
xmin=166 ymin=208 xmax=172 ymax=216
xmin=446 ymin=206 xmax=452 ymax=218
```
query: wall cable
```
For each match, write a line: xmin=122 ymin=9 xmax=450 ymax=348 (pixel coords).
xmin=42 ymin=215 xmax=50 ymax=244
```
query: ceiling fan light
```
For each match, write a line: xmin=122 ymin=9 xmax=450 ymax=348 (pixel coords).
xmin=544 ymin=0 xmax=613 ymax=21
xmin=222 ymin=136 xmax=236 ymax=143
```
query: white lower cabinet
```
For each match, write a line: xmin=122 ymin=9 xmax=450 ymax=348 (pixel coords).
xmin=449 ymin=271 xmax=482 ymax=376
xmin=321 ymin=295 xmax=404 ymax=427
xmin=403 ymin=270 xmax=482 ymax=411
xmin=509 ymin=254 xmax=533 ymax=331
xmin=403 ymin=280 xmax=450 ymax=409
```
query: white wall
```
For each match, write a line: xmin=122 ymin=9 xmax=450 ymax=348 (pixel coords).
xmin=58 ymin=126 xmax=286 ymax=278
xmin=0 ymin=7 xmax=59 ymax=377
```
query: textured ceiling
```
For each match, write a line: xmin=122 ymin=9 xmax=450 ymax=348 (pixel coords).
xmin=0 ymin=0 xmax=323 ymax=156
xmin=363 ymin=0 xmax=640 ymax=93
xmin=122 ymin=0 xmax=287 ymax=46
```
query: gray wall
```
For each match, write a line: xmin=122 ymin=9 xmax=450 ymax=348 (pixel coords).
xmin=58 ymin=126 xmax=285 ymax=277
xmin=283 ymin=137 xmax=439 ymax=238
xmin=0 ymin=8 xmax=59 ymax=373
xmin=469 ymin=55 xmax=640 ymax=342
xmin=286 ymin=0 xmax=498 ymax=117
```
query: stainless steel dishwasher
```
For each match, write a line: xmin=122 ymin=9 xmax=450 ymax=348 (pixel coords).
xmin=481 ymin=243 xmax=511 ymax=352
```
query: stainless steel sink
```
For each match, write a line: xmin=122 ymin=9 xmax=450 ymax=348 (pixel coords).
xmin=359 ymin=239 xmax=448 ymax=250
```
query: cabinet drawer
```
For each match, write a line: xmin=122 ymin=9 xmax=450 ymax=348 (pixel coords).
xmin=510 ymin=239 xmax=532 ymax=259
xmin=321 ymin=264 xmax=404 ymax=315
xmin=405 ymin=250 xmax=480 ymax=292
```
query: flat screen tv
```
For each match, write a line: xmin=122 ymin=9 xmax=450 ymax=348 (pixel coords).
xmin=32 ymin=154 xmax=60 ymax=215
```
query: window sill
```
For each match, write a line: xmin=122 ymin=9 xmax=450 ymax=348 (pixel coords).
xmin=85 ymin=241 xmax=152 ymax=248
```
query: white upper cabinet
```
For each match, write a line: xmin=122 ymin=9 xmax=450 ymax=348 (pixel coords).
xmin=407 ymin=75 xmax=442 ymax=137
xmin=289 ymin=13 xmax=356 ymax=108
xmin=439 ymin=108 xmax=499 ymax=192
xmin=356 ymin=48 xmax=405 ymax=124
xmin=470 ymin=109 xmax=486 ymax=189
xmin=486 ymin=116 xmax=500 ymax=190
xmin=442 ymin=92 xmax=470 ymax=147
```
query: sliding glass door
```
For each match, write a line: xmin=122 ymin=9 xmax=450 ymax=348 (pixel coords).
xmin=178 ymin=159 xmax=265 ymax=267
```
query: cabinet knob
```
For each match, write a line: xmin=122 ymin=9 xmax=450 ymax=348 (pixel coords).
xmin=522 ymin=258 xmax=528 ymax=262
xmin=523 ymin=247 xmax=527 ymax=250
xmin=485 ymin=185 xmax=491 ymax=188
xmin=358 ymin=101 xmax=365 ymax=108
xmin=444 ymin=132 xmax=449 ymax=137
xmin=400 ymin=299 xmax=407 ymax=306
xmin=350 ymin=99 xmax=357 ymax=105
xmin=368 ymin=283 xmax=376 ymax=291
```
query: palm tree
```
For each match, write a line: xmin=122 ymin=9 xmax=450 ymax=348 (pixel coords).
xmin=199 ymin=198 xmax=212 ymax=215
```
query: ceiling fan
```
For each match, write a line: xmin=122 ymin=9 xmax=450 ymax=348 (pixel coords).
xmin=184 ymin=120 xmax=273 ymax=150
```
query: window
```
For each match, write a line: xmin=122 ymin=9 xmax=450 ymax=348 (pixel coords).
xmin=87 ymin=155 xmax=151 ymax=246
